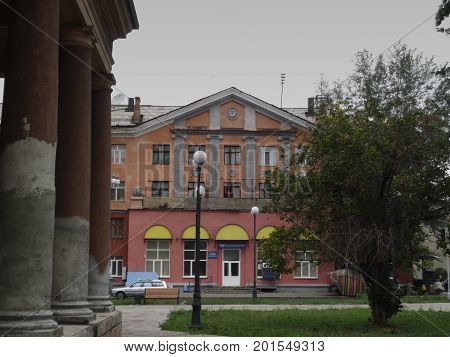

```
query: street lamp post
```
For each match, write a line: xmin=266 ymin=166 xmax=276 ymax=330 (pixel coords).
xmin=191 ymin=151 xmax=207 ymax=328
xmin=251 ymin=206 xmax=259 ymax=299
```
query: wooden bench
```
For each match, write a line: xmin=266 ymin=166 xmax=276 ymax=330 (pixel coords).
xmin=143 ymin=288 xmax=180 ymax=304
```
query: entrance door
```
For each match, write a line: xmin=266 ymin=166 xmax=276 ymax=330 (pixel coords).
xmin=222 ymin=249 xmax=240 ymax=286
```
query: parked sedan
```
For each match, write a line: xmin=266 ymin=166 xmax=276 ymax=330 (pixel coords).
xmin=112 ymin=280 xmax=168 ymax=299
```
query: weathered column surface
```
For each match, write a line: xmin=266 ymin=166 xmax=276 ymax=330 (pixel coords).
xmin=87 ymin=73 xmax=115 ymax=312
xmin=52 ymin=27 xmax=95 ymax=324
xmin=0 ymin=0 xmax=61 ymax=336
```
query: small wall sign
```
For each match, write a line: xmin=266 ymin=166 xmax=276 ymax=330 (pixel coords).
xmin=208 ymin=251 xmax=218 ymax=259
xmin=217 ymin=243 xmax=247 ymax=249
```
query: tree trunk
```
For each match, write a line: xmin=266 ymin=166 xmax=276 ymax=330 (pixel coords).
xmin=367 ymin=267 xmax=402 ymax=326
xmin=372 ymin=302 xmax=388 ymax=325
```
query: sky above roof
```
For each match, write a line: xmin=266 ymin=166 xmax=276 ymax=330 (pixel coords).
xmin=1 ymin=0 xmax=448 ymax=108
xmin=109 ymin=0 xmax=448 ymax=107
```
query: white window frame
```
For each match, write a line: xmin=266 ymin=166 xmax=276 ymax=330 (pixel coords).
xmin=111 ymin=144 xmax=126 ymax=164
xmin=259 ymin=146 xmax=277 ymax=166
xmin=145 ymin=240 xmax=170 ymax=278
xmin=183 ymin=240 xmax=208 ymax=278
xmin=293 ymin=251 xmax=318 ymax=279
xmin=110 ymin=256 xmax=123 ymax=277
xmin=110 ymin=181 xmax=125 ymax=201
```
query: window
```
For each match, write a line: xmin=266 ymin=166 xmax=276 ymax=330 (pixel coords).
xmin=259 ymin=146 xmax=277 ymax=166
xmin=259 ymin=183 xmax=271 ymax=199
xmin=153 ymin=144 xmax=170 ymax=165
xmin=224 ymin=146 xmax=241 ymax=165
xmin=111 ymin=145 xmax=126 ymax=164
xmin=111 ymin=218 xmax=124 ymax=239
xmin=293 ymin=251 xmax=318 ymax=278
xmin=183 ymin=240 xmax=207 ymax=277
xmin=110 ymin=256 xmax=123 ymax=277
xmin=152 ymin=181 xmax=169 ymax=197
xmin=224 ymin=182 xmax=240 ymax=198
xmin=110 ymin=181 xmax=125 ymax=201
xmin=295 ymin=146 xmax=308 ymax=165
xmin=146 ymin=240 xmax=170 ymax=278
xmin=188 ymin=145 xmax=206 ymax=163
xmin=187 ymin=182 xmax=205 ymax=197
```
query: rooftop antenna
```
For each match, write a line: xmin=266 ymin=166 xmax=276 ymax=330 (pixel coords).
xmin=280 ymin=73 xmax=286 ymax=108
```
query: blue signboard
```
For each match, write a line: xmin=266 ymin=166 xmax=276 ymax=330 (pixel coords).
xmin=208 ymin=251 xmax=217 ymax=259
xmin=217 ymin=242 xmax=247 ymax=249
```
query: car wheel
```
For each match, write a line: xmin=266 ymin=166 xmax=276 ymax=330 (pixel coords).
xmin=116 ymin=291 xmax=126 ymax=299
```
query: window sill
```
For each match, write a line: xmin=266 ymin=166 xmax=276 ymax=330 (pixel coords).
xmin=183 ymin=276 xmax=208 ymax=279
xmin=293 ymin=277 xmax=319 ymax=280
xmin=111 ymin=200 xmax=126 ymax=202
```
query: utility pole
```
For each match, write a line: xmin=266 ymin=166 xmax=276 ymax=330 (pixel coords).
xmin=280 ymin=73 xmax=286 ymax=108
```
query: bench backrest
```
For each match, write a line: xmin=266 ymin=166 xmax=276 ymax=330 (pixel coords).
xmin=145 ymin=288 xmax=179 ymax=299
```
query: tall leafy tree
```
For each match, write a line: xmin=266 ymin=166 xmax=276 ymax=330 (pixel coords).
xmin=436 ymin=0 xmax=450 ymax=35
xmin=260 ymin=44 xmax=450 ymax=325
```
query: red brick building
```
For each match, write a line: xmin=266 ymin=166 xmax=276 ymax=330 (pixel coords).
xmin=110 ymin=88 xmax=334 ymax=292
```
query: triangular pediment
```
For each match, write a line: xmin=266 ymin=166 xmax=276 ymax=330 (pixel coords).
xmin=112 ymin=87 xmax=314 ymax=136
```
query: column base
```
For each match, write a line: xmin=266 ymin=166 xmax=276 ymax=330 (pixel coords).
xmin=52 ymin=301 xmax=95 ymax=324
xmin=88 ymin=296 xmax=115 ymax=313
xmin=0 ymin=310 xmax=63 ymax=337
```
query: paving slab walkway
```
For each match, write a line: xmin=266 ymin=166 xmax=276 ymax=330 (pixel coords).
xmin=116 ymin=302 xmax=450 ymax=337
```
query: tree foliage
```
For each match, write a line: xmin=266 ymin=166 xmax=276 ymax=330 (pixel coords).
xmin=436 ymin=0 xmax=450 ymax=35
xmin=260 ymin=45 xmax=450 ymax=325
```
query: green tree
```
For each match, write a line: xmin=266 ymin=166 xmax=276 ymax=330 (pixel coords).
xmin=436 ymin=0 xmax=450 ymax=35
xmin=260 ymin=45 xmax=450 ymax=325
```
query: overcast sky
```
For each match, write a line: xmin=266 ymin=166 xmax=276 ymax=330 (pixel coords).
xmin=111 ymin=0 xmax=449 ymax=108
xmin=2 ymin=0 xmax=448 ymax=108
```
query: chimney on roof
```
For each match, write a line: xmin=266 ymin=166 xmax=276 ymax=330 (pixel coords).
xmin=131 ymin=97 xmax=142 ymax=124
xmin=126 ymin=97 xmax=134 ymax=112
xmin=307 ymin=97 xmax=315 ymax=116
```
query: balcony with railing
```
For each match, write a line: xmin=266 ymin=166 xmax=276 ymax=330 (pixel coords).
xmin=130 ymin=195 xmax=270 ymax=211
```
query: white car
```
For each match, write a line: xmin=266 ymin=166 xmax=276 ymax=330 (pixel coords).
xmin=112 ymin=280 xmax=168 ymax=299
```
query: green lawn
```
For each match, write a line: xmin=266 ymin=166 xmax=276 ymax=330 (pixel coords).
xmin=160 ymin=308 xmax=450 ymax=337
xmin=112 ymin=294 xmax=448 ymax=306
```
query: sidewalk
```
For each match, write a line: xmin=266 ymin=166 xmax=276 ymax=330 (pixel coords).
xmin=116 ymin=302 xmax=450 ymax=337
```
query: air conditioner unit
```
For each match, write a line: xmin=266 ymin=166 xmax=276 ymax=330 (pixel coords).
xmin=133 ymin=187 xmax=142 ymax=197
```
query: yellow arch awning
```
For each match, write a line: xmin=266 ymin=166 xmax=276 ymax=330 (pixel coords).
xmin=256 ymin=226 xmax=276 ymax=240
xmin=181 ymin=226 xmax=210 ymax=240
xmin=144 ymin=225 xmax=172 ymax=240
xmin=216 ymin=224 xmax=249 ymax=241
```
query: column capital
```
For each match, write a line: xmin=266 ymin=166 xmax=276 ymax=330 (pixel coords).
xmin=172 ymin=133 xmax=188 ymax=140
xmin=92 ymin=72 xmax=116 ymax=92
xmin=242 ymin=135 xmax=257 ymax=141
xmin=278 ymin=135 xmax=294 ymax=142
xmin=207 ymin=134 xmax=223 ymax=140
xmin=61 ymin=26 xmax=96 ymax=48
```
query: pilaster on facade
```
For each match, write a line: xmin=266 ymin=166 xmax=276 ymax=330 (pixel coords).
xmin=279 ymin=135 xmax=294 ymax=167
xmin=207 ymin=134 xmax=223 ymax=198
xmin=242 ymin=135 xmax=257 ymax=198
xmin=172 ymin=133 xmax=188 ymax=197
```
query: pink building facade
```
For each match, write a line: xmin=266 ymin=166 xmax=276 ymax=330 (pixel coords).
xmin=110 ymin=88 xmax=335 ymax=291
